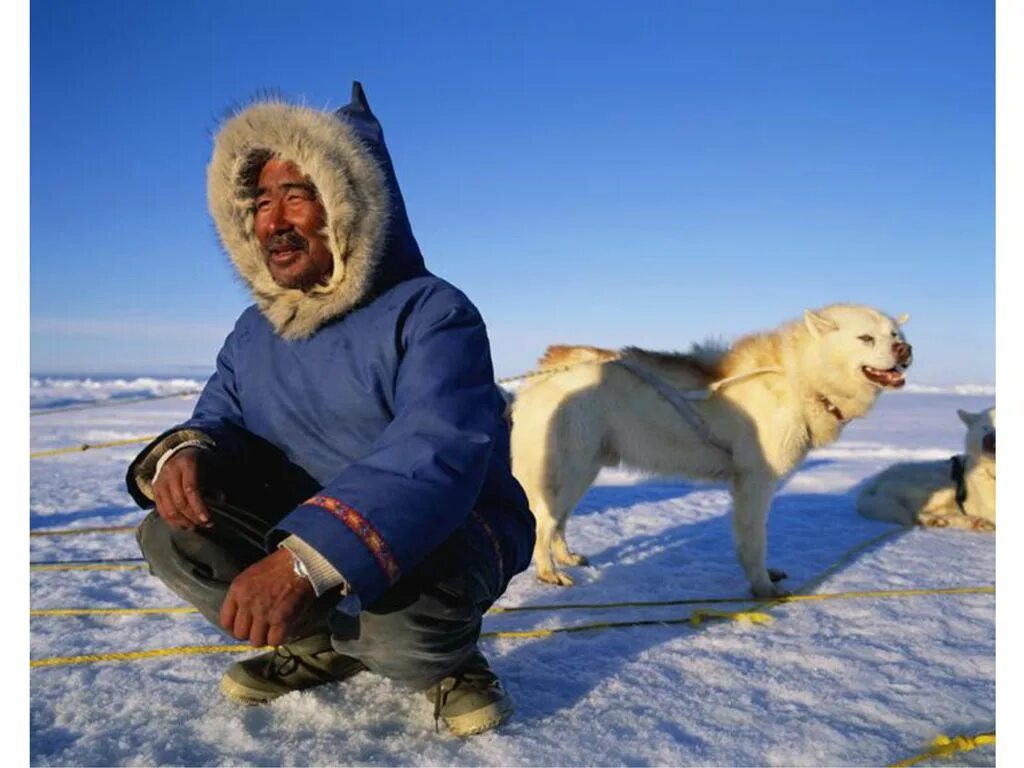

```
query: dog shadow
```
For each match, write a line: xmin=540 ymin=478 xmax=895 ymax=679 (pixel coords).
xmin=493 ymin=484 xmax=906 ymax=723
xmin=571 ymin=479 xmax=704 ymax=517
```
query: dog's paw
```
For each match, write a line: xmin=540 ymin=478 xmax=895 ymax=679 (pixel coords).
xmin=555 ymin=552 xmax=589 ymax=567
xmin=768 ymin=568 xmax=788 ymax=583
xmin=969 ymin=517 xmax=995 ymax=532
xmin=751 ymin=581 xmax=789 ymax=598
xmin=919 ymin=514 xmax=950 ymax=528
xmin=537 ymin=570 xmax=576 ymax=587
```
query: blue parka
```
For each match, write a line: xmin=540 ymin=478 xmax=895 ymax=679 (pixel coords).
xmin=127 ymin=84 xmax=535 ymax=609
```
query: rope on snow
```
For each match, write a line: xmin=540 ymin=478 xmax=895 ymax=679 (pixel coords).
xmin=29 ymin=585 xmax=994 ymax=617
xmin=889 ymin=731 xmax=995 ymax=767
xmin=31 ymin=436 xmax=156 ymax=459
xmin=30 ymin=524 xmax=138 ymax=538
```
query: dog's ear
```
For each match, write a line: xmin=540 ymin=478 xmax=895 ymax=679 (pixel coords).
xmin=804 ymin=309 xmax=838 ymax=338
xmin=895 ymin=312 xmax=911 ymax=326
xmin=957 ymin=409 xmax=977 ymax=426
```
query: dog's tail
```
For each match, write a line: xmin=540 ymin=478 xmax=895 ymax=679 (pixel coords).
xmin=537 ymin=344 xmax=621 ymax=370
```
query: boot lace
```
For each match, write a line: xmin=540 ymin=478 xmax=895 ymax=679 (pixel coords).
xmin=432 ymin=678 xmax=455 ymax=732
xmin=264 ymin=646 xmax=300 ymax=680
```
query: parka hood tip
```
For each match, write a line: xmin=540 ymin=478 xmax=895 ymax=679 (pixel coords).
xmin=207 ymin=98 xmax=392 ymax=340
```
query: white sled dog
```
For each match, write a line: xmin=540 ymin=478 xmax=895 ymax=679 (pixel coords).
xmin=510 ymin=303 xmax=912 ymax=596
xmin=857 ymin=407 xmax=995 ymax=530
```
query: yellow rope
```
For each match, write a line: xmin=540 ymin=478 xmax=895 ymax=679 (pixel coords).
xmin=33 ymin=606 xmax=197 ymax=617
xmin=31 ymin=436 xmax=156 ymax=459
xmin=780 ymin=586 xmax=993 ymax=602
xmin=496 ymin=608 xmax=772 ymax=638
xmin=496 ymin=363 xmax=577 ymax=385
xmin=29 ymin=583 xmax=992 ymax=670
xmin=890 ymin=731 xmax=995 ymax=767
xmin=31 ymin=562 xmax=146 ymax=572
xmin=689 ymin=609 xmax=774 ymax=627
xmin=30 ymin=585 xmax=993 ymax=619
xmin=25 ymin=527 xmax=965 ymax=671
xmin=460 ymin=609 xmax=772 ymax=640
xmin=30 ymin=524 xmax=137 ymax=538
xmin=31 ymin=643 xmax=266 ymax=668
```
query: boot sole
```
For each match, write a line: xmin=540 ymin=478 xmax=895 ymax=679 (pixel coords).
xmin=219 ymin=650 xmax=367 ymax=706
xmin=443 ymin=698 xmax=514 ymax=737
xmin=219 ymin=675 xmax=283 ymax=706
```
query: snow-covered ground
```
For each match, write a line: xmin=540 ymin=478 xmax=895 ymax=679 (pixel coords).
xmin=29 ymin=379 xmax=995 ymax=766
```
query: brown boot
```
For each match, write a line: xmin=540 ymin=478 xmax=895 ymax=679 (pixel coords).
xmin=220 ymin=634 xmax=366 ymax=705
xmin=425 ymin=650 xmax=513 ymax=736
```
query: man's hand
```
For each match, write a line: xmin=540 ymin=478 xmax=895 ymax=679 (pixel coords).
xmin=152 ymin=447 xmax=216 ymax=530
xmin=220 ymin=548 xmax=317 ymax=647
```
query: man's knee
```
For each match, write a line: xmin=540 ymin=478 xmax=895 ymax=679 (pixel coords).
xmin=136 ymin=510 xmax=175 ymax=573
xmin=134 ymin=510 xmax=237 ymax=627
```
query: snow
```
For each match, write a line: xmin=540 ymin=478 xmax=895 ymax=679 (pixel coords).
xmin=29 ymin=382 xmax=995 ymax=766
xmin=30 ymin=376 xmax=204 ymax=411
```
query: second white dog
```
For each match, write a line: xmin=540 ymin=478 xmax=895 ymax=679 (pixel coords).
xmin=510 ymin=303 xmax=912 ymax=596
xmin=857 ymin=407 xmax=995 ymax=530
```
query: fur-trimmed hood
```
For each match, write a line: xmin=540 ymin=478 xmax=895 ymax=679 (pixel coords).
xmin=207 ymin=83 xmax=427 ymax=339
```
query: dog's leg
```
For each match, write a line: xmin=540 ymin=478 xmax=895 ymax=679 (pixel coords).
xmin=552 ymin=518 xmax=589 ymax=567
xmin=731 ymin=470 xmax=787 ymax=597
xmin=534 ymin=510 xmax=575 ymax=586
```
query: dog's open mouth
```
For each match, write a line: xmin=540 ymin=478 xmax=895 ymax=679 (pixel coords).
xmin=862 ymin=366 xmax=906 ymax=388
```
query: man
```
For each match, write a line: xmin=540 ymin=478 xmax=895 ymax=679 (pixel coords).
xmin=126 ymin=83 xmax=535 ymax=737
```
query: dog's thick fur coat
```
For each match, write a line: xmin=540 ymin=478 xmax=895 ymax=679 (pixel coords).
xmin=510 ymin=304 xmax=912 ymax=595
xmin=857 ymin=408 xmax=995 ymax=530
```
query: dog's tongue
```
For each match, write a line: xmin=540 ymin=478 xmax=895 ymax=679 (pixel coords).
xmin=863 ymin=366 xmax=906 ymax=388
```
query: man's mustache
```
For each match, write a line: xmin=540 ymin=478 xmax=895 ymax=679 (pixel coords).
xmin=265 ymin=232 xmax=309 ymax=253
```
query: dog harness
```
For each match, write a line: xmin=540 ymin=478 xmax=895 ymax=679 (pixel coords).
xmin=611 ymin=360 xmax=798 ymax=460
xmin=613 ymin=359 xmax=735 ymax=458
xmin=949 ymin=454 xmax=968 ymax=515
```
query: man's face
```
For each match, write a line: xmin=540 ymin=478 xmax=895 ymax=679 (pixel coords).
xmin=254 ymin=158 xmax=333 ymax=290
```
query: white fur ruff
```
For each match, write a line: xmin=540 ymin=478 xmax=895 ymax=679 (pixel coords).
xmin=207 ymin=102 xmax=391 ymax=339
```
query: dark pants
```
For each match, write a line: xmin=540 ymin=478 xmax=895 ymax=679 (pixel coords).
xmin=136 ymin=495 xmax=503 ymax=689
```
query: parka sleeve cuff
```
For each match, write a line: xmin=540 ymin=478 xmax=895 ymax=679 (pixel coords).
xmin=128 ymin=429 xmax=216 ymax=504
xmin=269 ymin=496 xmax=401 ymax=609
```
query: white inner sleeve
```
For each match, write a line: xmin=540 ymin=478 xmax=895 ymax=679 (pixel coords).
xmin=279 ymin=535 xmax=349 ymax=597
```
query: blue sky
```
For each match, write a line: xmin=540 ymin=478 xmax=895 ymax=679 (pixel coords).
xmin=30 ymin=0 xmax=994 ymax=385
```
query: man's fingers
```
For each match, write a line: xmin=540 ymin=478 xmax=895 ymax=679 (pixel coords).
xmin=267 ymin=606 xmax=299 ymax=647
xmin=233 ymin=607 xmax=253 ymax=641
xmin=248 ymin=617 xmax=269 ymax=648
xmin=219 ymin=592 xmax=238 ymax=633
xmin=154 ymin=485 xmax=189 ymax=529
xmin=164 ymin=474 xmax=199 ymax=528
xmin=183 ymin=483 xmax=211 ymax=528
xmin=266 ymin=623 xmax=287 ymax=649
xmin=166 ymin=468 xmax=206 ymax=529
